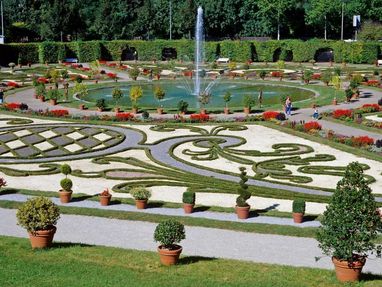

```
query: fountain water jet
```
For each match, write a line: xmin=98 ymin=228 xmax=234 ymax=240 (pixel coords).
xmin=194 ymin=6 xmax=204 ymax=96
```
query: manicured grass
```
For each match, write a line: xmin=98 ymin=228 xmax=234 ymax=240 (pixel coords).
xmin=1 ymin=235 xmax=381 ymax=287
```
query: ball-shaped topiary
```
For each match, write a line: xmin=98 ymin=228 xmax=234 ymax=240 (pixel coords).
xmin=16 ymin=196 xmax=60 ymax=232
xmin=182 ymin=190 xmax=196 ymax=204
xmin=154 ymin=219 xmax=185 ymax=248
xmin=236 ymin=167 xmax=251 ymax=207
xmin=60 ymin=178 xmax=73 ymax=191
xmin=60 ymin=164 xmax=72 ymax=177
xmin=317 ymin=162 xmax=382 ymax=263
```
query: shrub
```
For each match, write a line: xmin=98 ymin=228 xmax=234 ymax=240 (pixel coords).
xmin=112 ymin=88 xmax=124 ymax=105
xmin=16 ymin=197 xmax=60 ymax=232
xmin=259 ymin=70 xmax=267 ymax=80
xmin=321 ymin=69 xmax=332 ymax=86
xmin=303 ymin=121 xmax=322 ymax=132
xmin=154 ymin=86 xmax=165 ymax=104
xmin=96 ymin=98 xmax=107 ymax=110
xmin=128 ymin=66 xmax=140 ymax=79
xmin=302 ymin=70 xmax=313 ymax=84
xmin=236 ymin=167 xmax=251 ymax=207
xmin=376 ymin=139 xmax=382 ymax=148
xmin=332 ymin=109 xmax=353 ymax=119
xmin=60 ymin=178 xmax=73 ymax=191
xmin=182 ymin=190 xmax=196 ymax=204
xmin=243 ymin=95 xmax=256 ymax=109
xmin=292 ymin=199 xmax=306 ymax=214
xmin=177 ymin=100 xmax=189 ymax=113
xmin=129 ymin=86 xmax=143 ymax=108
xmin=130 ymin=186 xmax=151 ymax=200
xmin=60 ymin=164 xmax=72 ymax=177
xmin=142 ymin=110 xmax=150 ymax=119
xmin=154 ymin=220 xmax=186 ymax=248
xmin=317 ymin=162 xmax=382 ymax=263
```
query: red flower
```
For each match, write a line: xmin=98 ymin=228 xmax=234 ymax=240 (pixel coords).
xmin=332 ymin=109 xmax=353 ymax=119
xmin=271 ymin=71 xmax=283 ymax=77
xmin=37 ymin=77 xmax=49 ymax=84
xmin=7 ymin=81 xmax=20 ymax=88
xmin=50 ymin=109 xmax=69 ymax=117
xmin=303 ymin=121 xmax=322 ymax=132
xmin=263 ymin=111 xmax=280 ymax=120
xmin=115 ymin=112 xmax=134 ymax=121
xmin=360 ymin=104 xmax=380 ymax=113
xmin=365 ymin=80 xmax=380 ymax=87
xmin=5 ymin=102 xmax=21 ymax=110
xmin=106 ymin=72 xmax=117 ymax=79
xmin=190 ymin=113 xmax=210 ymax=121
xmin=99 ymin=60 xmax=107 ymax=65
xmin=312 ymin=73 xmax=321 ymax=80
xmin=351 ymin=136 xmax=374 ymax=147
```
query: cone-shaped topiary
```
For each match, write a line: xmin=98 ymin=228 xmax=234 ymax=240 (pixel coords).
xmin=60 ymin=178 xmax=73 ymax=191
xmin=236 ymin=167 xmax=251 ymax=207
xmin=292 ymin=199 xmax=306 ymax=214
xmin=317 ymin=162 xmax=382 ymax=263
xmin=182 ymin=190 xmax=196 ymax=204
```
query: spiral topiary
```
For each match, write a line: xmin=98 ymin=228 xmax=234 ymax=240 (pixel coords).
xmin=60 ymin=178 xmax=73 ymax=191
xmin=236 ymin=167 xmax=251 ymax=207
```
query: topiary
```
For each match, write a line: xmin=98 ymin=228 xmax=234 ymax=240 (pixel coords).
xmin=236 ymin=167 xmax=251 ymax=207
xmin=96 ymin=98 xmax=107 ymax=110
xmin=182 ymin=190 xmax=195 ymax=204
xmin=16 ymin=197 xmax=60 ymax=232
xmin=60 ymin=178 xmax=73 ymax=191
xmin=60 ymin=164 xmax=72 ymax=177
xmin=130 ymin=186 xmax=151 ymax=200
xmin=177 ymin=100 xmax=189 ymax=113
xmin=317 ymin=162 xmax=382 ymax=263
xmin=154 ymin=219 xmax=185 ymax=248
xmin=292 ymin=199 xmax=306 ymax=214
xmin=142 ymin=110 xmax=150 ymax=119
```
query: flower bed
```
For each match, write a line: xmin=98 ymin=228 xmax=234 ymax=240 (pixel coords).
xmin=37 ymin=77 xmax=49 ymax=84
xmin=351 ymin=136 xmax=374 ymax=147
xmin=115 ymin=112 xmax=134 ymax=121
xmin=106 ymin=72 xmax=117 ymax=79
xmin=5 ymin=102 xmax=21 ymax=110
xmin=263 ymin=111 xmax=281 ymax=120
xmin=271 ymin=71 xmax=283 ymax=78
xmin=303 ymin=121 xmax=322 ymax=132
xmin=190 ymin=113 xmax=209 ymax=122
xmin=332 ymin=109 xmax=353 ymax=119
xmin=49 ymin=110 xmax=69 ymax=117
xmin=362 ymin=80 xmax=380 ymax=87
xmin=7 ymin=81 xmax=20 ymax=88
xmin=312 ymin=73 xmax=321 ymax=80
xmin=359 ymin=104 xmax=380 ymax=113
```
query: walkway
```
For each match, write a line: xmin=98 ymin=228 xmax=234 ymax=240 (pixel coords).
xmin=1 ymin=208 xmax=381 ymax=274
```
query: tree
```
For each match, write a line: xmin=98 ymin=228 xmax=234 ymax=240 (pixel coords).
xmin=153 ymin=86 xmax=165 ymax=107
xmin=112 ymin=88 xmax=124 ymax=107
xmin=358 ymin=21 xmax=382 ymax=41
xmin=129 ymin=86 xmax=143 ymax=109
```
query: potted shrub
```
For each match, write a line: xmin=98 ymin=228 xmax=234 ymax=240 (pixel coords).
xmin=96 ymin=98 xmax=107 ymax=112
xmin=292 ymin=199 xmax=305 ymax=223
xmin=223 ymin=91 xmax=232 ymax=115
xmin=177 ymin=100 xmax=189 ymax=115
xmin=302 ymin=69 xmax=313 ymax=84
xmin=36 ymin=83 xmax=46 ymax=102
xmin=112 ymin=88 xmax=124 ymax=113
xmin=153 ymin=66 xmax=162 ymax=80
xmin=243 ymin=95 xmax=255 ymax=115
xmin=128 ymin=66 xmax=140 ymax=80
xmin=198 ymin=92 xmax=211 ymax=114
xmin=317 ymin=162 xmax=382 ymax=282
xmin=99 ymin=188 xmax=112 ymax=206
xmin=16 ymin=197 xmax=60 ymax=249
xmin=129 ymin=86 xmax=143 ymax=114
xmin=236 ymin=167 xmax=251 ymax=219
xmin=79 ymin=103 xmax=86 ymax=110
xmin=154 ymin=220 xmax=186 ymax=266
xmin=59 ymin=164 xmax=73 ymax=203
xmin=48 ymin=88 xmax=60 ymax=105
xmin=154 ymin=86 xmax=165 ymax=114
xmin=130 ymin=186 xmax=151 ymax=209
xmin=182 ymin=190 xmax=196 ymax=214
xmin=259 ymin=70 xmax=267 ymax=80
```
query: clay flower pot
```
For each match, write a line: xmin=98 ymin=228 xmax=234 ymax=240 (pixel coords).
xmin=200 ymin=108 xmax=207 ymax=115
xmin=99 ymin=194 xmax=112 ymax=206
xmin=79 ymin=104 xmax=85 ymax=110
xmin=114 ymin=107 xmax=120 ymax=113
xmin=97 ymin=108 xmax=104 ymax=112
xmin=38 ymin=96 xmax=45 ymax=102
xmin=292 ymin=212 xmax=304 ymax=223
xmin=50 ymin=99 xmax=57 ymax=105
xmin=183 ymin=203 xmax=194 ymax=214
xmin=158 ymin=244 xmax=183 ymax=266
xmin=243 ymin=107 xmax=250 ymax=115
xmin=236 ymin=205 xmax=250 ymax=219
xmin=332 ymin=99 xmax=338 ymax=105
xmin=157 ymin=107 xmax=164 ymax=115
xmin=135 ymin=199 xmax=148 ymax=209
xmin=59 ymin=190 xmax=72 ymax=204
xmin=28 ymin=226 xmax=57 ymax=249
xmin=224 ymin=107 xmax=230 ymax=115
xmin=332 ymin=257 xmax=365 ymax=282
xmin=132 ymin=108 xmax=138 ymax=114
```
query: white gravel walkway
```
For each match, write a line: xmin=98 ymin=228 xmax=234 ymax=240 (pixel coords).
xmin=1 ymin=208 xmax=381 ymax=275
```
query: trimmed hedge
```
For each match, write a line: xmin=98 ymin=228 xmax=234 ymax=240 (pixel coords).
xmin=0 ymin=39 xmax=380 ymax=65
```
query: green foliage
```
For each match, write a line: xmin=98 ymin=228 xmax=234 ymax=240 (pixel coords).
xmin=236 ymin=167 xmax=251 ymax=207
xmin=317 ymin=162 xmax=382 ymax=262
xmin=154 ymin=86 xmax=165 ymax=103
xmin=142 ymin=110 xmax=150 ymax=119
xmin=47 ymin=89 xmax=60 ymax=100
xmin=60 ymin=178 xmax=73 ymax=191
xmin=96 ymin=98 xmax=107 ymax=110
xmin=130 ymin=186 xmax=151 ymax=200
xmin=60 ymin=164 xmax=72 ymax=176
xmin=358 ymin=21 xmax=382 ymax=41
xmin=35 ymin=84 xmax=46 ymax=97
xmin=177 ymin=100 xmax=189 ymax=113
xmin=154 ymin=219 xmax=185 ymax=248
xmin=302 ymin=70 xmax=313 ymax=84
xmin=16 ymin=196 xmax=60 ymax=232
xmin=128 ymin=66 xmax=140 ymax=79
xmin=112 ymin=88 xmax=124 ymax=104
xmin=259 ymin=70 xmax=267 ymax=80
xmin=73 ymin=82 xmax=88 ymax=98
xmin=198 ymin=92 xmax=211 ymax=107
xmin=182 ymin=191 xmax=196 ymax=204
xmin=243 ymin=95 xmax=256 ymax=109
xmin=320 ymin=69 xmax=332 ymax=86
xmin=292 ymin=199 xmax=306 ymax=214
xmin=129 ymin=86 xmax=143 ymax=108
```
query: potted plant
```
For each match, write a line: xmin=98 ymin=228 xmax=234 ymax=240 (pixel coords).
xmin=99 ymin=188 xmax=112 ymax=206
xmin=332 ymin=97 xmax=338 ymax=105
xmin=292 ymin=199 xmax=305 ymax=223
xmin=128 ymin=66 xmax=140 ymax=80
xmin=243 ymin=95 xmax=255 ymax=115
xmin=259 ymin=70 xmax=267 ymax=80
xmin=130 ymin=186 xmax=151 ymax=209
xmin=182 ymin=190 xmax=196 ymax=214
xmin=153 ymin=66 xmax=162 ymax=80
xmin=59 ymin=164 xmax=73 ymax=203
xmin=154 ymin=219 xmax=186 ymax=266
xmin=302 ymin=69 xmax=313 ymax=84
xmin=236 ymin=167 xmax=251 ymax=219
xmin=48 ymin=88 xmax=60 ymax=105
xmin=36 ymin=83 xmax=46 ymax=102
xmin=198 ymin=92 xmax=211 ymax=114
xmin=321 ymin=69 xmax=332 ymax=86
xmin=223 ymin=91 xmax=232 ymax=114
xmin=154 ymin=86 xmax=165 ymax=114
xmin=112 ymin=88 xmax=124 ymax=113
xmin=79 ymin=103 xmax=86 ymax=110
xmin=16 ymin=196 xmax=60 ymax=249
xmin=96 ymin=98 xmax=107 ymax=112
xmin=129 ymin=86 xmax=143 ymax=114
xmin=177 ymin=100 xmax=189 ymax=115
xmin=317 ymin=162 xmax=382 ymax=282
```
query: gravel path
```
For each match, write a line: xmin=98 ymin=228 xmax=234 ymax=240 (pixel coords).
xmin=1 ymin=207 xmax=381 ymax=274
xmin=0 ymin=193 xmax=321 ymax=227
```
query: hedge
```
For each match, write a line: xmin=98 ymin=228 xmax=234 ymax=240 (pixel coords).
xmin=0 ymin=39 xmax=380 ymax=65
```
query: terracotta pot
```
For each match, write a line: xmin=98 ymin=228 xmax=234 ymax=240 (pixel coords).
xmin=243 ymin=107 xmax=250 ymax=115
xmin=38 ymin=96 xmax=45 ymax=102
xmin=97 ymin=108 xmax=104 ymax=112
xmin=59 ymin=190 xmax=73 ymax=203
xmin=155 ymin=75 xmax=160 ymax=80
xmin=157 ymin=107 xmax=164 ymax=115
xmin=236 ymin=205 xmax=250 ymax=219
xmin=332 ymin=257 xmax=365 ymax=282
xmin=50 ymin=99 xmax=57 ymax=105
xmin=132 ymin=77 xmax=137 ymax=81
xmin=28 ymin=226 xmax=56 ymax=249
xmin=114 ymin=107 xmax=120 ymax=113
xmin=135 ymin=199 xmax=148 ymax=209
xmin=132 ymin=108 xmax=138 ymax=114
xmin=179 ymin=111 xmax=186 ymax=116
xmin=332 ymin=99 xmax=338 ymax=105
xmin=200 ymin=108 xmax=207 ymax=115
xmin=158 ymin=244 xmax=183 ymax=266
xmin=183 ymin=203 xmax=194 ymax=214
xmin=224 ymin=107 xmax=230 ymax=115
xmin=33 ymin=94 xmax=38 ymax=99
xmin=79 ymin=104 xmax=85 ymax=110
xmin=99 ymin=195 xmax=112 ymax=206
xmin=292 ymin=212 xmax=304 ymax=223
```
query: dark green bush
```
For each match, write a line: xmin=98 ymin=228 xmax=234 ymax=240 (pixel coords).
xmin=177 ymin=100 xmax=189 ymax=113
xmin=96 ymin=98 xmax=107 ymax=110
xmin=292 ymin=199 xmax=306 ymax=213
xmin=182 ymin=191 xmax=196 ymax=204
xmin=60 ymin=164 xmax=72 ymax=177
xmin=154 ymin=220 xmax=185 ymax=248
xmin=60 ymin=178 xmax=73 ymax=191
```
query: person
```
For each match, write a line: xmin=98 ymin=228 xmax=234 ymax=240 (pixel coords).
xmin=0 ymin=88 xmax=3 ymax=104
xmin=258 ymin=89 xmax=263 ymax=108
xmin=313 ymin=108 xmax=319 ymax=120
xmin=285 ymin=96 xmax=292 ymax=116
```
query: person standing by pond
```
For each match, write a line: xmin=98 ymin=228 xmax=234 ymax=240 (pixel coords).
xmin=258 ymin=89 xmax=263 ymax=108
xmin=285 ymin=96 xmax=292 ymax=116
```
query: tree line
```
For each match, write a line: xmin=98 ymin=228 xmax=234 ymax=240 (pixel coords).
xmin=2 ymin=0 xmax=382 ymax=43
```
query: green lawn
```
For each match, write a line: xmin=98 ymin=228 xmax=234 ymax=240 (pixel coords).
xmin=1 ymin=235 xmax=381 ymax=287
